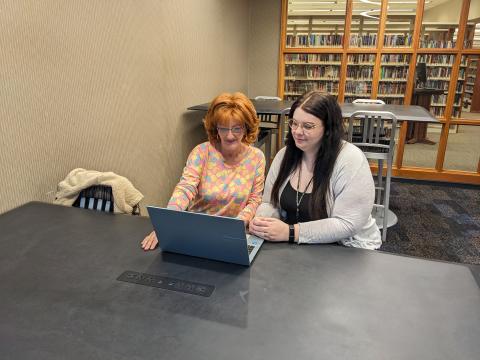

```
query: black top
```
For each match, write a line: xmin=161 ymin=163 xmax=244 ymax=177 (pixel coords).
xmin=280 ymin=181 xmax=313 ymax=224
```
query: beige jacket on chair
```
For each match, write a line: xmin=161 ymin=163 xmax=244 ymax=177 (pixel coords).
xmin=54 ymin=168 xmax=144 ymax=214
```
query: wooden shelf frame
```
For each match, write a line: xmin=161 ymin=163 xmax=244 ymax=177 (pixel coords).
xmin=278 ymin=0 xmax=480 ymax=184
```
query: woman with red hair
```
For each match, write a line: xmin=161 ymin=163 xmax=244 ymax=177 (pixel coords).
xmin=142 ymin=92 xmax=266 ymax=250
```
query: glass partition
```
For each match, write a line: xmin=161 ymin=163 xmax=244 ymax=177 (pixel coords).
xmin=344 ymin=54 xmax=376 ymax=103
xmin=464 ymin=0 xmax=480 ymax=49
xmin=444 ymin=125 xmax=480 ymax=171
xmin=350 ymin=0 xmax=381 ymax=47
xmin=286 ymin=0 xmax=346 ymax=48
xmin=417 ymin=54 xmax=455 ymax=118
xmin=377 ymin=54 xmax=411 ymax=104
xmin=284 ymin=53 xmax=341 ymax=100
xmin=420 ymin=0 xmax=461 ymax=48
xmin=384 ymin=0 xmax=417 ymax=47
xmin=453 ymin=55 xmax=480 ymax=119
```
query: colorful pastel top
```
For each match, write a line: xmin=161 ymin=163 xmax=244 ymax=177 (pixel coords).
xmin=167 ymin=142 xmax=265 ymax=222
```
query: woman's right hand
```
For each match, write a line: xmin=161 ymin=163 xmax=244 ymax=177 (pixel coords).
xmin=141 ymin=231 xmax=158 ymax=251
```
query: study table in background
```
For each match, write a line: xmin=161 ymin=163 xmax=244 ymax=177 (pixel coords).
xmin=1 ymin=202 xmax=479 ymax=360
xmin=188 ymin=101 xmax=439 ymax=161
xmin=188 ymin=100 xmax=440 ymax=127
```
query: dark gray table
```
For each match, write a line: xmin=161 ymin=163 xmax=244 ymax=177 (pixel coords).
xmin=1 ymin=202 xmax=479 ymax=360
xmin=341 ymin=103 xmax=439 ymax=123
xmin=188 ymin=100 xmax=439 ymax=123
xmin=188 ymin=99 xmax=293 ymax=116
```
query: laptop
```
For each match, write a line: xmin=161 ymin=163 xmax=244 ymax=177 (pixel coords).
xmin=146 ymin=206 xmax=264 ymax=266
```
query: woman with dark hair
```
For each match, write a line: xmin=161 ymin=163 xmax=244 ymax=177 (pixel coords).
xmin=142 ymin=92 xmax=265 ymax=250
xmin=249 ymin=91 xmax=381 ymax=249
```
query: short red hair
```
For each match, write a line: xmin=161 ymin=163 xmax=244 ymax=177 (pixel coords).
xmin=204 ymin=92 xmax=260 ymax=145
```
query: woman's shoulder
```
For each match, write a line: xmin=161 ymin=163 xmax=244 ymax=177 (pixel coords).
xmin=272 ymin=146 xmax=287 ymax=163
xmin=337 ymin=141 xmax=367 ymax=164
xmin=191 ymin=141 xmax=213 ymax=155
xmin=247 ymin=145 xmax=266 ymax=161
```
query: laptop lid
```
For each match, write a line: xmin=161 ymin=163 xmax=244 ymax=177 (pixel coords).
xmin=147 ymin=207 xmax=262 ymax=266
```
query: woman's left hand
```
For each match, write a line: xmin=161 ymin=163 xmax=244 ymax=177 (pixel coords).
xmin=249 ymin=217 xmax=289 ymax=242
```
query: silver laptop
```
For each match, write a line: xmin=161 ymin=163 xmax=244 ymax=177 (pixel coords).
xmin=146 ymin=206 xmax=264 ymax=266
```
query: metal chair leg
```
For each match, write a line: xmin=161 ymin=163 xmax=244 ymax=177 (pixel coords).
xmin=382 ymin=157 xmax=393 ymax=242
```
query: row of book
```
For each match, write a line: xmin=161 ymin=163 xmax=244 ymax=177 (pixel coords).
xmin=284 ymin=81 xmax=339 ymax=95
xmin=430 ymin=107 xmax=446 ymax=117
xmin=286 ymin=32 xmax=472 ymax=50
xmin=418 ymin=54 xmax=455 ymax=65
xmin=431 ymin=94 xmax=448 ymax=105
xmin=381 ymin=54 xmax=410 ymax=64
xmin=346 ymin=67 xmax=374 ymax=79
xmin=383 ymin=34 xmax=413 ymax=47
xmin=425 ymin=80 xmax=449 ymax=91
xmin=345 ymin=81 xmax=372 ymax=95
xmin=419 ymin=39 xmax=456 ymax=48
xmin=349 ymin=34 xmax=377 ymax=47
xmin=452 ymin=108 xmax=462 ymax=117
xmin=285 ymin=65 xmax=340 ymax=79
xmin=284 ymin=53 xmax=342 ymax=64
xmin=377 ymin=83 xmax=406 ymax=95
xmin=286 ymin=34 xmax=343 ymax=47
xmin=427 ymin=67 xmax=452 ymax=78
xmin=380 ymin=67 xmax=409 ymax=79
xmin=347 ymin=54 xmax=376 ymax=64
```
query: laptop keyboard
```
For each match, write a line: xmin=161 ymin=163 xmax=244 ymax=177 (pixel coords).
xmin=247 ymin=244 xmax=255 ymax=254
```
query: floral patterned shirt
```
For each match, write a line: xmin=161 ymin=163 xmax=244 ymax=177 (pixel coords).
xmin=167 ymin=142 xmax=265 ymax=222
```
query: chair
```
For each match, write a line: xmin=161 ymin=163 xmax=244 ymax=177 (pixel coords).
xmin=352 ymin=99 xmax=386 ymax=105
xmin=347 ymin=110 xmax=398 ymax=242
xmin=72 ymin=185 xmax=140 ymax=215
xmin=253 ymin=96 xmax=285 ymax=171
xmin=255 ymin=96 xmax=282 ymax=101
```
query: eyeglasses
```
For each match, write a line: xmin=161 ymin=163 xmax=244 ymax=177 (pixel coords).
xmin=288 ymin=119 xmax=319 ymax=132
xmin=217 ymin=125 xmax=245 ymax=136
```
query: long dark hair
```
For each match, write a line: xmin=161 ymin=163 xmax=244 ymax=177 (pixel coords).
xmin=271 ymin=91 xmax=344 ymax=220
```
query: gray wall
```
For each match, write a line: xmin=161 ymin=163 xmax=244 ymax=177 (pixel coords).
xmin=0 ymin=0 xmax=253 ymax=214
xmin=248 ymin=0 xmax=281 ymax=98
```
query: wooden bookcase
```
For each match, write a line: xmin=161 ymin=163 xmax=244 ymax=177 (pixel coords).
xmin=277 ymin=0 xmax=480 ymax=185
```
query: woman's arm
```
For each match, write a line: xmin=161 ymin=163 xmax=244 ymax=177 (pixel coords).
xmin=167 ymin=144 xmax=207 ymax=211
xmin=237 ymin=151 xmax=266 ymax=224
xmin=298 ymin=147 xmax=375 ymax=244
xmin=254 ymin=147 xmax=287 ymax=219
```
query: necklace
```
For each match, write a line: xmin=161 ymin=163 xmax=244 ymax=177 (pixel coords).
xmin=295 ymin=163 xmax=314 ymax=222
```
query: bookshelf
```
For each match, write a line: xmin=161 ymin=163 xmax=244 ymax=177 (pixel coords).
xmin=463 ymin=56 xmax=480 ymax=113
xmin=464 ymin=23 xmax=480 ymax=48
xmin=279 ymin=0 xmax=480 ymax=184
xmin=344 ymin=54 xmax=375 ymax=103
xmin=463 ymin=57 xmax=477 ymax=110
xmin=417 ymin=54 xmax=455 ymax=118
xmin=378 ymin=54 xmax=411 ymax=105
xmin=284 ymin=53 xmax=341 ymax=101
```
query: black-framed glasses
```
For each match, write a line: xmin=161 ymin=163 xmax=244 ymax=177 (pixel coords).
xmin=217 ymin=125 xmax=245 ymax=136
xmin=288 ymin=119 xmax=319 ymax=132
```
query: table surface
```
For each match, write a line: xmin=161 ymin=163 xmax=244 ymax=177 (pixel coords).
xmin=188 ymin=99 xmax=293 ymax=115
xmin=188 ymin=100 xmax=439 ymax=123
xmin=1 ymin=202 xmax=479 ymax=360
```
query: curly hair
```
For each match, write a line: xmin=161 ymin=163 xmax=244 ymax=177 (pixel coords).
xmin=204 ymin=92 xmax=260 ymax=145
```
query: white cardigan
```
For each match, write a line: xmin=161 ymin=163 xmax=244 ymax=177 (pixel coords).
xmin=256 ymin=141 xmax=382 ymax=250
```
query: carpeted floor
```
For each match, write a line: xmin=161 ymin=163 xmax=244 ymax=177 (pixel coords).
xmin=380 ymin=179 xmax=480 ymax=266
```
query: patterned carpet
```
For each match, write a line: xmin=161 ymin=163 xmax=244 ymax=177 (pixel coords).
xmin=380 ymin=179 xmax=480 ymax=265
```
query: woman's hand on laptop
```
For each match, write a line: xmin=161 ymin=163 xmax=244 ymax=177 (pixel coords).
xmin=249 ymin=217 xmax=289 ymax=242
xmin=141 ymin=231 xmax=158 ymax=251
